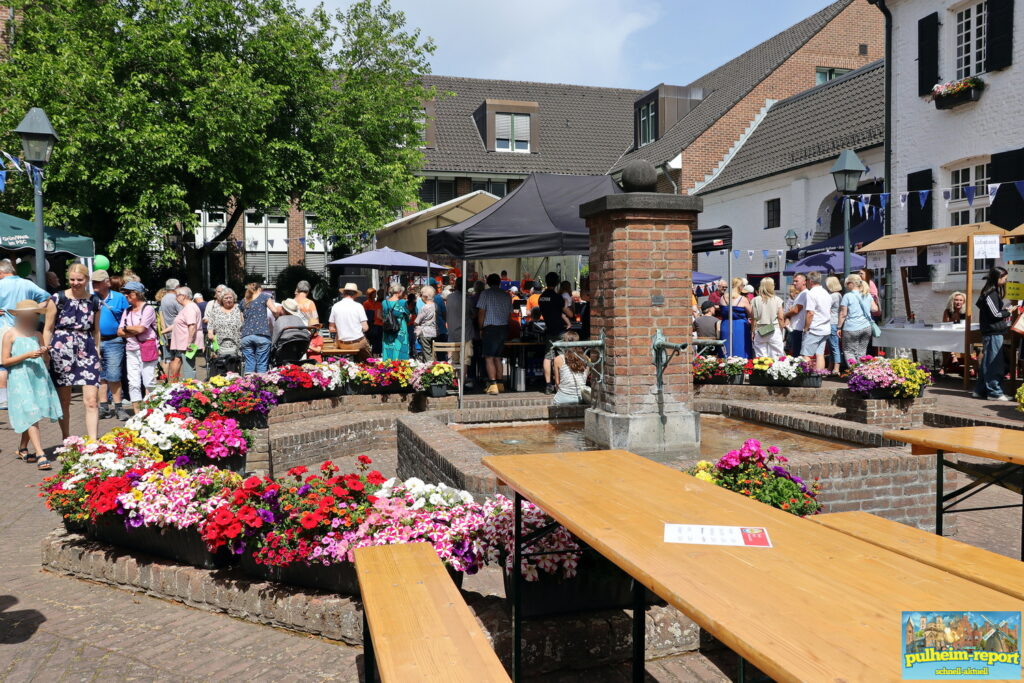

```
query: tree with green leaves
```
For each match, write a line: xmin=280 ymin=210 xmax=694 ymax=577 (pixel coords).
xmin=0 ymin=0 xmax=434 ymax=278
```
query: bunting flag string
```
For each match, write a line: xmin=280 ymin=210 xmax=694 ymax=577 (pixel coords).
xmin=0 ymin=170 xmax=5 ymax=193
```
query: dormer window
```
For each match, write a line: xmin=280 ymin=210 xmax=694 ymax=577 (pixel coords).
xmin=495 ymin=113 xmax=530 ymax=153
xmin=637 ymin=100 xmax=657 ymax=147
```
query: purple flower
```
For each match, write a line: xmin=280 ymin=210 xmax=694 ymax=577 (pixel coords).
xmin=258 ymin=509 xmax=276 ymax=524
xmin=260 ymin=488 xmax=279 ymax=500
xmin=297 ymin=484 xmax=312 ymax=496
xmin=174 ymin=455 xmax=191 ymax=467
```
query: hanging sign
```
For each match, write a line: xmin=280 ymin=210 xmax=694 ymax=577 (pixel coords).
xmin=926 ymin=243 xmax=950 ymax=266
xmin=867 ymin=251 xmax=886 ymax=270
xmin=893 ymin=248 xmax=918 ymax=269
xmin=973 ymin=234 xmax=1001 ymax=260
xmin=1006 ymin=264 xmax=1024 ymax=299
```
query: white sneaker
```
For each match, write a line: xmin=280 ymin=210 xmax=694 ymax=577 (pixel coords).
xmin=991 ymin=394 xmax=1012 ymax=401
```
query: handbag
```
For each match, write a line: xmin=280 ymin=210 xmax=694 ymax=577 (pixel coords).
xmin=752 ymin=297 xmax=776 ymax=337
xmin=858 ymin=295 xmax=881 ymax=338
xmin=140 ymin=338 xmax=159 ymax=362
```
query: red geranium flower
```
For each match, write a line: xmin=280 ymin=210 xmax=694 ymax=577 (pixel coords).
xmin=287 ymin=466 xmax=308 ymax=477
xmin=366 ymin=471 xmax=386 ymax=486
xmin=357 ymin=455 xmax=372 ymax=465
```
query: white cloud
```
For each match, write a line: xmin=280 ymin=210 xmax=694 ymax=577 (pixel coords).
xmin=355 ymin=0 xmax=661 ymax=88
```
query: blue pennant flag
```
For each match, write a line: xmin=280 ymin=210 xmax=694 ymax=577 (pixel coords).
xmin=879 ymin=193 xmax=889 ymax=210
xmin=804 ymin=231 xmax=810 ymax=240
xmin=918 ymin=190 xmax=930 ymax=209
xmin=942 ymin=189 xmax=951 ymax=202
xmin=0 ymin=170 xmax=5 ymax=193
xmin=1015 ymin=181 xmax=1024 ymax=201
xmin=964 ymin=185 xmax=976 ymax=206
xmin=299 ymin=237 xmax=306 ymax=245
xmin=864 ymin=165 xmax=870 ymax=174
xmin=761 ymin=249 xmax=769 ymax=258
xmin=234 ymin=240 xmax=243 ymax=249
xmin=816 ymin=216 xmax=822 ymax=225
xmin=732 ymin=249 xmax=740 ymax=260
xmin=268 ymin=239 xmax=275 ymax=248
xmin=1 ymin=151 xmax=21 ymax=172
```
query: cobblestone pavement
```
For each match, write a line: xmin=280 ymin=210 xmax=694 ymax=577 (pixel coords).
xmin=1 ymin=385 xmax=1020 ymax=682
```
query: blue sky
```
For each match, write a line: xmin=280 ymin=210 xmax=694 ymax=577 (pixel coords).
xmin=308 ymin=0 xmax=846 ymax=89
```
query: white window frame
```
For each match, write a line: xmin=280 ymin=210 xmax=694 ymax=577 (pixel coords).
xmin=947 ymin=157 xmax=994 ymax=273
xmin=953 ymin=1 xmax=988 ymax=80
xmin=637 ymin=101 xmax=656 ymax=147
xmin=815 ymin=67 xmax=851 ymax=85
xmin=495 ymin=113 xmax=530 ymax=153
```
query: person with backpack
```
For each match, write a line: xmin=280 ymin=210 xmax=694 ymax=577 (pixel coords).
xmin=117 ymin=281 xmax=158 ymax=414
xmin=381 ymin=284 xmax=410 ymax=361
xmin=91 ymin=269 xmax=131 ymax=420
xmin=973 ymin=266 xmax=1014 ymax=401
xmin=42 ymin=263 xmax=102 ymax=440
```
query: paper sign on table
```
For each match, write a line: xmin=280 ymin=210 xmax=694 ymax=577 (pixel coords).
xmin=866 ymin=251 xmax=886 ymax=271
xmin=973 ymin=234 xmax=1001 ymax=259
xmin=926 ymin=243 xmax=950 ymax=265
xmin=663 ymin=524 xmax=773 ymax=548
xmin=893 ymin=248 xmax=918 ymax=269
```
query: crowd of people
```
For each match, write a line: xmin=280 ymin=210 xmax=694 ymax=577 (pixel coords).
xmin=694 ymin=265 xmax=1021 ymax=400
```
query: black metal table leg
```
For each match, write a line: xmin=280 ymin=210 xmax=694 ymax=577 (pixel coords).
xmin=363 ymin=611 xmax=376 ymax=682
xmin=935 ymin=450 xmax=944 ymax=537
xmin=513 ymin=491 xmax=523 ymax=682
xmin=632 ymin=579 xmax=645 ymax=683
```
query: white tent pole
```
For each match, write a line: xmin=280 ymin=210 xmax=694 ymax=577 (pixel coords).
xmin=727 ymin=255 xmax=733 ymax=356
xmin=458 ymin=259 xmax=467 ymax=409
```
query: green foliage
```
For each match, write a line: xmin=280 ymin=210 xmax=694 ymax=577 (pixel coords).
xmin=0 ymin=0 xmax=434 ymax=265
xmin=274 ymin=264 xmax=325 ymax=300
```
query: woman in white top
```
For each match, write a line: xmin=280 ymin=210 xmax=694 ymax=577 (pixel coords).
xmin=750 ymin=277 xmax=785 ymax=358
xmin=414 ymin=285 xmax=437 ymax=361
xmin=552 ymin=331 xmax=589 ymax=405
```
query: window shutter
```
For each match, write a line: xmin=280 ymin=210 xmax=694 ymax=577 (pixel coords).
xmin=437 ymin=180 xmax=455 ymax=204
xmin=513 ymin=114 xmax=530 ymax=142
xmin=268 ymin=253 xmax=289 ymax=285
xmin=906 ymin=169 xmax=933 ymax=282
xmin=987 ymin=0 xmax=1015 ymax=71
xmin=918 ymin=13 xmax=940 ymax=96
xmin=418 ymin=179 xmax=436 ymax=205
xmin=494 ymin=113 xmax=512 ymax=140
xmin=989 ymin=147 xmax=1024 ymax=228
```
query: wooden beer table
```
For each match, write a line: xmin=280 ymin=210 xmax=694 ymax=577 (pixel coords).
xmin=883 ymin=426 xmax=1024 ymax=559
xmin=483 ymin=450 xmax=1024 ymax=683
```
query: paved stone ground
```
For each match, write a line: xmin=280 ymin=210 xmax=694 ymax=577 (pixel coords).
xmin=1 ymin=383 xmax=1019 ymax=682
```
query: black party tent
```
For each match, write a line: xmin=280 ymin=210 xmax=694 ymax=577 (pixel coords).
xmin=426 ymin=173 xmax=622 ymax=259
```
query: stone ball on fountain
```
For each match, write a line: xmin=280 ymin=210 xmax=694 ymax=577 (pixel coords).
xmin=620 ymin=159 xmax=659 ymax=192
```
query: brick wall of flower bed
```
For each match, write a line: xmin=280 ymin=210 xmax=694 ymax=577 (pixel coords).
xmin=41 ymin=530 xmax=699 ymax=674
xmin=694 ymin=383 xmax=846 ymax=404
xmin=839 ymin=395 xmax=936 ymax=430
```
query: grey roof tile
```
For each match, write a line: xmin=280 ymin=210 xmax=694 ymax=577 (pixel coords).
xmin=610 ymin=0 xmax=854 ymax=172
xmin=420 ymin=75 xmax=641 ymax=176
xmin=696 ymin=60 xmax=884 ymax=194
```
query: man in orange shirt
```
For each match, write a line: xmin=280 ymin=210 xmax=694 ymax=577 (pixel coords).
xmin=362 ymin=288 xmax=383 ymax=355
xmin=526 ymin=281 xmax=541 ymax=312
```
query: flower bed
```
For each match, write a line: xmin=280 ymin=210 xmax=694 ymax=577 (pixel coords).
xmin=931 ymin=76 xmax=984 ymax=109
xmin=690 ymin=439 xmax=821 ymax=516
xmin=748 ymin=356 xmax=828 ymax=387
xmin=692 ymin=355 xmax=750 ymax=384
xmin=846 ymin=355 xmax=932 ymax=398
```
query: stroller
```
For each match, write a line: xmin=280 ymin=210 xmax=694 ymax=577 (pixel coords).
xmin=208 ymin=353 xmax=242 ymax=377
xmin=272 ymin=326 xmax=312 ymax=367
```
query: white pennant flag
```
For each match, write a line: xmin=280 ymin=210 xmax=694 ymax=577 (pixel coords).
xmin=899 ymin=193 xmax=908 ymax=209
xmin=776 ymin=249 xmax=784 ymax=258
xmin=989 ymin=183 xmax=1001 ymax=200
xmin=747 ymin=250 xmax=754 ymax=261
xmin=1 ymin=151 xmax=22 ymax=172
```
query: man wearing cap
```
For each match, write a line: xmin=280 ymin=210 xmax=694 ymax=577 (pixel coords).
xmin=92 ymin=270 xmax=131 ymax=420
xmin=329 ymin=283 xmax=370 ymax=361
xmin=0 ymin=259 xmax=51 ymax=410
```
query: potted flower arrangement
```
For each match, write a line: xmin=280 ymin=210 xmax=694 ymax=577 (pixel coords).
xmin=480 ymin=495 xmax=656 ymax=618
xmin=125 ymin=406 xmax=250 ymax=471
xmin=1016 ymin=384 xmax=1024 ymax=414
xmin=689 ymin=439 xmax=821 ymax=516
xmin=847 ymin=355 xmax=932 ymax=399
xmin=692 ymin=355 xmax=749 ymax=385
xmin=412 ymin=361 xmax=455 ymax=397
xmin=353 ymin=359 xmax=416 ymax=394
xmin=931 ymin=76 xmax=985 ymax=109
xmin=261 ymin=362 xmax=353 ymax=402
xmin=748 ymin=356 xmax=829 ymax=388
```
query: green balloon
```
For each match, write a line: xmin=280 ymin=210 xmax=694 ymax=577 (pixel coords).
xmin=94 ymin=255 xmax=110 ymax=270
xmin=15 ymin=261 xmax=31 ymax=278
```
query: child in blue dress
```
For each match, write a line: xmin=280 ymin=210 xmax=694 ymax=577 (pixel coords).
xmin=2 ymin=299 xmax=63 ymax=470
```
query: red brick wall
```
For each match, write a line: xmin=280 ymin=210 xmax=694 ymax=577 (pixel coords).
xmin=286 ymin=197 xmax=305 ymax=267
xmin=226 ymin=199 xmax=245 ymax=283
xmin=679 ymin=1 xmax=884 ymax=193
xmin=587 ymin=207 xmax=696 ymax=415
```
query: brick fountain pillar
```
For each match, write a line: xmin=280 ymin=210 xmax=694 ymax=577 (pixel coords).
xmin=580 ymin=161 xmax=702 ymax=452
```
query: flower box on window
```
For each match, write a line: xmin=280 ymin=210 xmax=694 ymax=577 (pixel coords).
xmin=931 ymin=77 xmax=985 ymax=110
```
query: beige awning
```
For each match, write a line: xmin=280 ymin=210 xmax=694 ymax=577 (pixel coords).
xmin=376 ymin=190 xmax=499 ymax=253
xmin=857 ymin=222 xmax=1008 ymax=252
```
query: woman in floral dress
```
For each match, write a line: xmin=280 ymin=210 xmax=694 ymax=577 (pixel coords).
xmin=43 ymin=263 xmax=102 ymax=439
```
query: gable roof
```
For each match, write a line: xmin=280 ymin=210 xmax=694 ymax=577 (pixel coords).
xmin=610 ymin=0 xmax=855 ymax=173
xmin=420 ymin=75 xmax=641 ymax=176
xmin=696 ymin=60 xmax=884 ymax=194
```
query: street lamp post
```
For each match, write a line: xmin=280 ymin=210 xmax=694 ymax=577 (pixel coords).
xmin=783 ymin=229 xmax=798 ymax=297
xmin=830 ymin=149 xmax=866 ymax=279
xmin=13 ymin=108 xmax=59 ymax=289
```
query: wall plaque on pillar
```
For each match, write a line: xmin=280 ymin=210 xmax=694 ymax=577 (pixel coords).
xmin=580 ymin=160 xmax=702 ymax=453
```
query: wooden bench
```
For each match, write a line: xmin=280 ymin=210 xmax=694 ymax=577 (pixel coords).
xmin=354 ymin=542 xmax=509 ymax=682
xmin=815 ymin=511 xmax=1024 ymax=600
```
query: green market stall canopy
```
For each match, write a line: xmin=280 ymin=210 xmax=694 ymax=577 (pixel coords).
xmin=0 ymin=211 xmax=95 ymax=258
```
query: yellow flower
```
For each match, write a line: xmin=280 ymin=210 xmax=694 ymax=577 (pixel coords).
xmin=695 ymin=460 xmax=712 ymax=470
xmin=695 ymin=471 xmax=714 ymax=483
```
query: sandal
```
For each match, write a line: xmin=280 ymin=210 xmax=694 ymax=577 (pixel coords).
xmin=19 ymin=449 xmax=37 ymax=463
xmin=37 ymin=457 xmax=52 ymax=471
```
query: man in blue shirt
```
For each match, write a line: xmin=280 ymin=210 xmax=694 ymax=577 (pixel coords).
xmin=0 ymin=259 xmax=51 ymax=409
xmin=92 ymin=269 xmax=131 ymax=420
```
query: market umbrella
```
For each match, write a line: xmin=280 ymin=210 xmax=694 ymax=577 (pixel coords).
xmin=692 ymin=271 xmax=721 ymax=285
xmin=327 ymin=246 xmax=449 ymax=273
xmin=784 ymin=250 xmax=865 ymax=275
xmin=0 ymin=211 xmax=95 ymax=257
